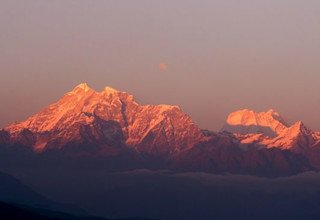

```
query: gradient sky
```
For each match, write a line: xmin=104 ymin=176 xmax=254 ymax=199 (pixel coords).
xmin=1 ymin=0 xmax=320 ymax=131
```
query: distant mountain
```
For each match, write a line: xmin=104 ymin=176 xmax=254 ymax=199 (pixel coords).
xmin=1 ymin=84 xmax=320 ymax=176
xmin=222 ymin=109 xmax=320 ymax=152
xmin=222 ymin=109 xmax=289 ymax=137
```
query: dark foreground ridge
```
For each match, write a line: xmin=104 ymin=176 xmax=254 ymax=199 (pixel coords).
xmin=0 ymin=201 xmax=154 ymax=220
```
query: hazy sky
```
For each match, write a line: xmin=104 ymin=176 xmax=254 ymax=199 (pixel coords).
xmin=1 ymin=0 xmax=320 ymax=131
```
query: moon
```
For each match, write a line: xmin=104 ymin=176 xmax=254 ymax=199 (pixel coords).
xmin=159 ymin=62 xmax=168 ymax=71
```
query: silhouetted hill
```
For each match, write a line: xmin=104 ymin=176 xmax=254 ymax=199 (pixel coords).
xmin=0 ymin=201 xmax=153 ymax=220
xmin=0 ymin=171 xmax=85 ymax=216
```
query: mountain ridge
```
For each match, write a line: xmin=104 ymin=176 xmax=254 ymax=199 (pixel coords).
xmin=4 ymin=83 xmax=204 ymax=155
xmin=1 ymin=83 xmax=320 ymax=176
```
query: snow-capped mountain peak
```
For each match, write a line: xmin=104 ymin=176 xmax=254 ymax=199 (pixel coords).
xmin=72 ymin=82 xmax=92 ymax=93
xmin=222 ymin=109 xmax=288 ymax=137
xmin=103 ymin=86 xmax=119 ymax=94
xmin=2 ymin=86 xmax=320 ymax=175
xmin=4 ymin=84 xmax=204 ymax=154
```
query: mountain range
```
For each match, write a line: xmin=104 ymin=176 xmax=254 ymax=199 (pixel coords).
xmin=1 ymin=83 xmax=320 ymax=176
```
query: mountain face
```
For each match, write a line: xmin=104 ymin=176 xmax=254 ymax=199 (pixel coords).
xmin=1 ymin=83 xmax=320 ymax=176
xmin=4 ymin=83 xmax=204 ymax=156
